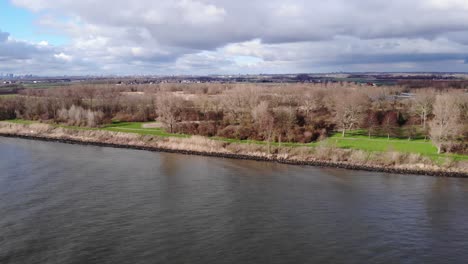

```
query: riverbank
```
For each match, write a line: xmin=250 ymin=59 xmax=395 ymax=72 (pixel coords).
xmin=1 ymin=122 xmax=467 ymax=177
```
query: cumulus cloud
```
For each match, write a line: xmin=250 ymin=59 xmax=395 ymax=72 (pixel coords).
xmin=0 ymin=30 xmax=52 ymax=61
xmin=4 ymin=0 xmax=468 ymax=74
xmin=53 ymin=52 xmax=73 ymax=62
xmin=0 ymin=29 xmax=100 ymax=75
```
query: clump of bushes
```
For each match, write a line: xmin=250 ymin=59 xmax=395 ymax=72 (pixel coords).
xmin=0 ymin=98 xmax=17 ymax=120
xmin=58 ymin=105 xmax=104 ymax=127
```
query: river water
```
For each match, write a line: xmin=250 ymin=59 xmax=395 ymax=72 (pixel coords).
xmin=1 ymin=137 xmax=468 ymax=264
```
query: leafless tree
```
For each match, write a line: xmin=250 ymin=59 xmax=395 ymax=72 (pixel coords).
xmin=382 ymin=112 xmax=398 ymax=140
xmin=301 ymin=90 xmax=323 ymax=116
xmin=334 ymin=92 xmax=370 ymax=137
xmin=412 ymin=90 xmax=435 ymax=130
xmin=156 ymin=93 xmax=183 ymax=133
xmin=364 ymin=112 xmax=380 ymax=138
xmin=252 ymin=101 xmax=275 ymax=153
xmin=429 ymin=94 xmax=463 ymax=153
xmin=274 ymin=107 xmax=296 ymax=146
xmin=221 ymin=85 xmax=260 ymax=123
xmin=86 ymin=109 xmax=104 ymax=127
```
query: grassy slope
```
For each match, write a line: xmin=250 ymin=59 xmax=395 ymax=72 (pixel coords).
xmin=102 ymin=122 xmax=188 ymax=138
xmin=326 ymin=132 xmax=468 ymax=161
xmin=328 ymin=130 xmax=436 ymax=154
xmin=5 ymin=119 xmax=467 ymax=161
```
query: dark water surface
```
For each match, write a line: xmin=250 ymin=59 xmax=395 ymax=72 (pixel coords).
xmin=1 ymin=137 xmax=468 ymax=264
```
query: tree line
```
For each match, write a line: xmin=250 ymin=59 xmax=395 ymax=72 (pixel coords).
xmin=0 ymin=82 xmax=466 ymax=154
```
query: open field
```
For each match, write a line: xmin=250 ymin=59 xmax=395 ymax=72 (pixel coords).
xmin=328 ymin=130 xmax=436 ymax=154
xmin=21 ymin=83 xmax=73 ymax=89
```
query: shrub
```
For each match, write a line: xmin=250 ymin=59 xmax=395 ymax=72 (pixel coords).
xmin=57 ymin=105 xmax=104 ymax=127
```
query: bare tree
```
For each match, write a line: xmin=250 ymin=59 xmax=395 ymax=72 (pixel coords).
xmin=252 ymin=101 xmax=275 ymax=153
xmin=382 ymin=112 xmax=398 ymax=140
xmin=429 ymin=94 xmax=463 ymax=153
xmin=406 ymin=119 xmax=419 ymax=141
xmin=156 ymin=93 xmax=183 ymax=133
xmin=274 ymin=107 xmax=296 ymax=146
xmin=412 ymin=90 xmax=435 ymax=131
xmin=364 ymin=111 xmax=379 ymax=138
xmin=80 ymin=85 xmax=98 ymax=109
xmin=0 ymin=98 xmax=17 ymax=120
xmin=221 ymin=85 xmax=260 ymax=123
xmin=334 ymin=92 xmax=370 ymax=137
xmin=301 ymin=90 xmax=324 ymax=116
xmin=86 ymin=109 xmax=104 ymax=127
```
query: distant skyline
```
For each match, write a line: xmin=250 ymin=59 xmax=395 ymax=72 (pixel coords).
xmin=2 ymin=0 xmax=468 ymax=75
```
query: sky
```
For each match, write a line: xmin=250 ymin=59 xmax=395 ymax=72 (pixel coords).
xmin=1 ymin=0 xmax=468 ymax=76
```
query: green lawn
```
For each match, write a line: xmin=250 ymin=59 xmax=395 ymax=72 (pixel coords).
xmin=7 ymin=119 xmax=36 ymax=125
xmin=102 ymin=122 xmax=188 ymax=138
xmin=327 ymin=130 xmax=468 ymax=161
xmin=7 ymin=119 xmax=189 ymax=138
xmin=4 ymin=119 xmax=467 ymax=161
xmin=0 ymin=94 xmax=18 ymax=98
xmin=328 ymin=130 xmax=436 ymax=154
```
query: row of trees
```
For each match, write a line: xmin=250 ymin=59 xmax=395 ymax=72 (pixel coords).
xmin=0 ymin=82 xmax=466 ymax=153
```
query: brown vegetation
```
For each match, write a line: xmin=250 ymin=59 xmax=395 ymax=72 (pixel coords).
xmin=0 ymin=82 xmax=466 ymax=154
xmin=429 ymin=93 xmax=467 ymax=153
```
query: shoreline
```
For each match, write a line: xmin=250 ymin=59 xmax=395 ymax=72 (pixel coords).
xmin=1 ymin=132 xmax=467 ymax=178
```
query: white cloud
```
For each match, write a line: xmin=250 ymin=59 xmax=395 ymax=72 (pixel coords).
xmin=38 ymin=41 xmax=49 ymax=46
xmin=177 ymin=0 xmax=226 ymax=25
xmin=53 ymin=52 xmax=73 ymax=62
xmin=5 ymin=0 xmax=468 ymax=74
xmin=428 ymin=0 xmax=468 ymax=10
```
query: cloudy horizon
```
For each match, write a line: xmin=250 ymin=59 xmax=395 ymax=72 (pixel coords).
xmin=2 ymin=0 xmax=468 ymax=75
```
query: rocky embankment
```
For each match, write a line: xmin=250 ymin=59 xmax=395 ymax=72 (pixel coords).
xmin=1 ymin=122 xmax=467 ymax=178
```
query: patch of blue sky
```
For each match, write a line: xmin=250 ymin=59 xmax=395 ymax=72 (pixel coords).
xmin=233 ymin=56 xmax=263 ymax=66
xmin=0 ymin=0 xmax=69 ymax=45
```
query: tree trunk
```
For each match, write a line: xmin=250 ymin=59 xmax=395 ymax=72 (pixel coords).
xmin=423 ymin=113 xmax=426 ymax=130
xmin=342 ymin=129 xmax=345 ymax=137
xmin=267 ymin=137 xmax=271 ymax=154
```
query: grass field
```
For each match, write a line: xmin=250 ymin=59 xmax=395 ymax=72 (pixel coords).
xmin=0 ymin=94 xmax=18 ymax=98
xmin=5 ymin=119 xmax=467 ymax=161
xmin=21 ymin=83 xmax=72 ymax=89
xmin=102 ymin=122 xmax=188 ymax=138
xmin=328 ymin=130 xmax=436 ymax=154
